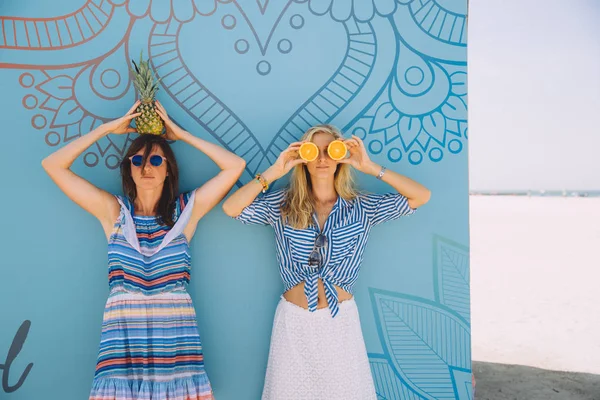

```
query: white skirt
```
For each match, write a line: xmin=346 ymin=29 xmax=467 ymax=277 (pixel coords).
xmin=262 ymin=297 xmax=377 ymax=400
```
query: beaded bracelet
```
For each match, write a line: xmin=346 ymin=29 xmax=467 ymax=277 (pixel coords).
xmin=254 ymin=173 xmax=269 ymax=193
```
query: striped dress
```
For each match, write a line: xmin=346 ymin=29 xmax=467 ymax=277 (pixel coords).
xmin=89 ymin=191 xmax=213 ymax=400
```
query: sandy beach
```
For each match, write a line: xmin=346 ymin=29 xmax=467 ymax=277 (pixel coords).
xmin=470 ymin=195 xmax=600 ymax=375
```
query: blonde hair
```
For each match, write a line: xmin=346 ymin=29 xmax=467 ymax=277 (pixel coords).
xmin=282 ymin=124 xmax=358 ymax=229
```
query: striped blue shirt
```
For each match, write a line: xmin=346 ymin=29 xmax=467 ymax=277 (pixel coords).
xmin=235 ymin=189 xmax=416 ymax=317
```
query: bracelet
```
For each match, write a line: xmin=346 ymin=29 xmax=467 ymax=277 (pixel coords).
xmin=376 ymin=165 xmax=387 ymax=180
xmin=254 ymin=173 xmax=269 ymax=193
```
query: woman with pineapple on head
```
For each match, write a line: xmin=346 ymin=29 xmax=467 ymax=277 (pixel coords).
xmin=42 ymin=58 xmax=243 ymax=399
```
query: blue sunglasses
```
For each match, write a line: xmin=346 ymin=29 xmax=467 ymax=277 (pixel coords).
xmin=129 ymin=154 xmax=166 ymax=167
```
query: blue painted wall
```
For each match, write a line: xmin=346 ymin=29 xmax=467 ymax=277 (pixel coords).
xmin=0 ymin=1 xmax=470 ymax=399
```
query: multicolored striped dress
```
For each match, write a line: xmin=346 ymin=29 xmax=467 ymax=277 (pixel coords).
xmin=89 ymin=191 xmax=213 ymax=400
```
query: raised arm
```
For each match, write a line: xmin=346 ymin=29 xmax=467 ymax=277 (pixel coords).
xmin=154 ymin=101 xmax=246 ymax=239
xmin=340 ymin=135 xmax=431 ymax=209
xmin=222 ymin=142 xmax=305 ymax=218
xmin=41 ymin=101 xmax=142 ymax=238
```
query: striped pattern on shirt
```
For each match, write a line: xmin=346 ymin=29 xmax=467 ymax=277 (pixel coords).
xmin=107 ymin=193 xmax=192 ymax=294
xmin=235 ymin=189 xmax=415 ymax=317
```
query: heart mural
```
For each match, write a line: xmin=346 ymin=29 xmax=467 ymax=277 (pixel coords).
xmin=0 ymin=2 xmax=470 ymax=399
xmin=3 ymin=0 xmax=468 ymax=178
xmin=146 ymin=2 xmax=389 ymax=180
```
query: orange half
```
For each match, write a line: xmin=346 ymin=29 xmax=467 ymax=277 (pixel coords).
xmin=327 ymin=140 xmax=347 ymax=161
xmin=299 ymin=142 xmax=319 ymax=162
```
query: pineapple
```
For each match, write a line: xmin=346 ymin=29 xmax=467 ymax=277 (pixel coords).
xmin=131 ymin=52 xmax=163 ymax=135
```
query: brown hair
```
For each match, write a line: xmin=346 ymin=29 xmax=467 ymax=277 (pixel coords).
xmin=120 ymin=135 xmax=179 ymax=227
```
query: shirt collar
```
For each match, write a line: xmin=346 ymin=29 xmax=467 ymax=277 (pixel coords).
xmin=335 ymin=195 xmax=353 ymax=210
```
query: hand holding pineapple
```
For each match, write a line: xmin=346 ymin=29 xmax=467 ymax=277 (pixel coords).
xmin=154 ymin=100 xmax=185 ymax=141
xmin=102 ymin=101 xmax=141 ymax=135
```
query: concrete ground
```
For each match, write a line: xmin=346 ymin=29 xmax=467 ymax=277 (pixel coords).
xmin=470 ymin=196 xmax=600 ymax=374
xmin=473 ymin=361 xmax=600 ymax=400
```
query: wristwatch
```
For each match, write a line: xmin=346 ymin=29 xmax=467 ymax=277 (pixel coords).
xmin=376 ymin=165 xmax=387 ymax=180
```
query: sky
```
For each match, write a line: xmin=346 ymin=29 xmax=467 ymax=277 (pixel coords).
xmin=468 ymin=0 xmax=600 ymax=191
